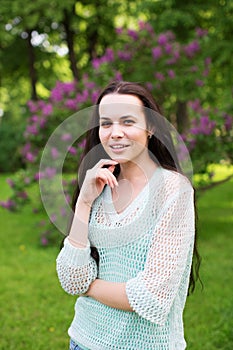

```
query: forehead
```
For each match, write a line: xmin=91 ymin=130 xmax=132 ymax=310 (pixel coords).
xmin=99 ymin=93 xmax=144 ymax=118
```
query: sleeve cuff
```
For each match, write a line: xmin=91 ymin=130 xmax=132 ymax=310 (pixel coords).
xmin=63 ymin=237 xmax=91 ymax=266
xmin=126 ymin=275 xmax=168 ymax=325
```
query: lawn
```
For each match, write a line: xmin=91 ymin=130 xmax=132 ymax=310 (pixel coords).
xmin=0 ymin=173 xmax=232 ymax=349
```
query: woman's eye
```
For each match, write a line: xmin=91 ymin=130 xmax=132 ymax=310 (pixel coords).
xmin=123 ymin=119 xmax=135 ymax=125
xmin=100 ymin=121 xmax=112 ymax=127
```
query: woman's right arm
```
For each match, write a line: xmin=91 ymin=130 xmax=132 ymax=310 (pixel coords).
xmin=56 ymin=159 xmax=118 ymax=295
xmin=56 ymin=198 xmax=97 ymax=295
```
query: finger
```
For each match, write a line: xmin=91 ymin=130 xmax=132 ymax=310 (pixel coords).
xmin=103 ymin=168 xmax=118 ymax=188
xmin=95 ymin=159 xmax=118 ymax=169
xmin=107 ymin=164 xmax=116 ymax=173
xmin=97 ymin=169 xmax=118 ymax=188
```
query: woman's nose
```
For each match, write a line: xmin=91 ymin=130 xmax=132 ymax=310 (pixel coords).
xmin=111 ymin=122 xmax=124 ymax=138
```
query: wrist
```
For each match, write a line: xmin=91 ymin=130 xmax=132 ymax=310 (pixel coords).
xmin=76 ymin=195 xmax=93 ymax=209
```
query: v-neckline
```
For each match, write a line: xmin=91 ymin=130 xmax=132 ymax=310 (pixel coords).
xmin=103 ymin=167 xmax=161 ymax=218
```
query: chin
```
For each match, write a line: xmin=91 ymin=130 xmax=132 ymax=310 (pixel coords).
xmin=109 ymin=156 xmax=131 ymax=163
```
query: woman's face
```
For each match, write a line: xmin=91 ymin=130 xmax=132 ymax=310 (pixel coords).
xmin=99 ymin=93 xmax=150 ymax=164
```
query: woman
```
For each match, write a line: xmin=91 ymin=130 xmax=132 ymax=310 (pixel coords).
xmin=56 ymin=81 xmax=201 ymax=350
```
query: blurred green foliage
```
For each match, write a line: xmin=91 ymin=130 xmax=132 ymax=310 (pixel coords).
xmin=0 ymin=116 xmax=25 ymax=172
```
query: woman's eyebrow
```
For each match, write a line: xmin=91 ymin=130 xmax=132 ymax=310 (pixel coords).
xmin=99 ymin=115 xmax=137 ymax=120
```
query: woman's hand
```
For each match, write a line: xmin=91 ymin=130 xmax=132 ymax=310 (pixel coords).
xmin=78 ymin=159 xmax=118 ymax=207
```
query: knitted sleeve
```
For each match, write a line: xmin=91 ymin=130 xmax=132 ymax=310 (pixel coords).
xmin=56 ymin=238 xmax=97 ymax=295
xmin=126 ymin=179 xmax=195 ymax=325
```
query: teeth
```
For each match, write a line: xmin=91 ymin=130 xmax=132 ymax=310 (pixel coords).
xmin=111 ymin=145 xmax=126 ymax=149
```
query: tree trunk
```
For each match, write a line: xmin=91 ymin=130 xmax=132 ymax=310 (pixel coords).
xmin=176 ymin=100 xmax=189 ymax=134
xmin=86 ymin=0 xmax=101 ymax=60
xmin=27 ymin=30 xmax=37 ymax=100
xmin=63 ymin=7 xmax=79 ymax=80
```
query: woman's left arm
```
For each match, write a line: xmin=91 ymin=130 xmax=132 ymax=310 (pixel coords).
xmin=85 ymin=279 xmax=133 ymax=311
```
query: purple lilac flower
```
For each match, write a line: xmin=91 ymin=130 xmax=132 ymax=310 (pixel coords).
xmin=152 ymin=46 xmax=163 ymax=60
xmin=68 ymin=146 xmax=77 ymax=155
xmin=196 ymin=79 xmax=204 ymax=87
xmin=177 ymin=143 xmax=189 ymax=162
xmin=91 ymin=91 xmax=99 ymax=104
xmin=42 ymin=103 xmax=53 ymax=116
xmin=164 ymin=43 xmax=173 ymax=54
xmin=6 ymin=178 xmax=15 ymax=187
xmin=50 ymin=214 xmax=57 ymax=223
xmin=62 ymin=81 xmax=76 ymax=94
xmin=190 ymin=116 xmax=216 ymax=135
xmin=138 ymin=21 xmax=146 ymax=30
xmin=92 ymin=58 xmax=101 ymax=70
xmin=51 ymin=84 xmax=63 ymax=102
xmin=184 ymin=40 xmax=200 ymax=58
xmin=157 ymin=33 xmax=168 ymax=46
xmin=223 ymin=114 xmax=233 ymax=131
xmin=202 ymin=69 xmax=209 ymax=77
xmin=26 ymin=125 xmax=38 ymax=135
xmin=21 ymin=143 xmax=31 ymax=157
xmin=138 ymin=21 xmax=154 ymax=34
xmin=34 ymin=172 xmax=44 ymax=181
xmin=65 ymin=99 xmax=77 ymax=110
xmin=167 ymin=70 xmax=175 ymax=79
xmin=84 ymin=81 xmax=95 ymax=89
xmin=25 ymin=152 xmax=36 ymax=163
xmin=189 ymin=99 xmax=201 ymax=112
xmin=82 ymin=89 xmax=89 ymax=102
xmin=65 ymin=194 xmax=71 ymax=204
xmin=27 ymin=100 xmax=38 ymax=113
xmin=127 ymin=29 xmax=139 ymax=41
xmin=190 ymin=65 xmax=198 ymax=72
xmin=155 ymin=72 xmax=165 ymax=81
xmin=114 ymin=71 xmax=123 ymax=81
xmin=60 ymin=207 xmax=67 ymax=217
xmin=44 ymin=167 xmax=57 ymax=179
xmin=0 ymin=199 xmax=16 ymax=210
xmin=39 ymin=117 xmax=47 ymax=128
xmin=51 ymin=147 xmax=59 ymax=159
xmin=105 ymin=48 xmax=114 ymax=61
xmin=145 ymin=82 xmax=153 ymax=91
xmin=70 ymin=179 xmax=77 ymax=186
xmin=195 ymin=27 xmax=208 ymax=38
xmin=24 ymin=177 xmax=31 ymax=185
xmin=61 ymin=133 xmax=72 ymax=142
xmin=18 ymin=191 xmax=28 ymax=200
xmin=31 ymin=115 xmax=39 ymax=122
xmin=118 ymin=51 xmax=132 ymax=61
xmin=38 ymin=100 xmax=46 ymax=109
xmin=200 ymin=116 xmax=216 ymax=135
xmin=39 ymin=220 xmax=46 ymax=226
xmin=41 ymin=236 xmax=49 ymax=246
xmin=188 ymin=139 xmax=196 ymax=151
xmin=78 ymin=139 xmax=86 ymax=149
xmin=115 ymin=27 xmax=123 ymax=35
xmin=166 ymin=50 xmax=180 ymax=65
xmin=205 ymin=57 xmax=212 ymax=66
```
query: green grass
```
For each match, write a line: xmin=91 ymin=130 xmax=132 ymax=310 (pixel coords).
xmin=0 ymin=173 xmax=232 ymax=349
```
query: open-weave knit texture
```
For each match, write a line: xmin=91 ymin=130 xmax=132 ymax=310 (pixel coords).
xmin=56 ymin=167 xmax=195 ymax=350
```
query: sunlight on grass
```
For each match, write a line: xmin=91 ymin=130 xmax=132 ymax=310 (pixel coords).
xmin=193 ymin=163 xmax=233 ymax=188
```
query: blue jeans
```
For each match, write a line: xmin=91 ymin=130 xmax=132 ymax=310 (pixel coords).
xmin=69 ymin=338 xmax=83 ymax=350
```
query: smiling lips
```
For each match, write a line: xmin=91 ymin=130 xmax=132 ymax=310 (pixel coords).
xmin=109 ymin=144 xmax=130 ymax=152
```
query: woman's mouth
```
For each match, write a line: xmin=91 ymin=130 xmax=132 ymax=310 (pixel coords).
xmin=109 ymin=144 xmax=130 ymax=152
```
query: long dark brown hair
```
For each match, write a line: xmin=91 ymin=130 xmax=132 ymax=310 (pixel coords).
xmin=68 ymin=80 xmax=201 ymax=294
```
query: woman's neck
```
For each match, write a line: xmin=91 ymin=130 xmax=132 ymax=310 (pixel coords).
xmin=118 ymin=159 xmax=157 ymax=185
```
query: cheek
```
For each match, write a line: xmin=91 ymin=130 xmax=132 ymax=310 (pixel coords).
xmin=99 ymin=128 xmax=109 ymax=143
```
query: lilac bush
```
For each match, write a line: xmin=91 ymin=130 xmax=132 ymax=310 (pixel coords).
xmin=1 ymin=21 xmax=232 ymax=245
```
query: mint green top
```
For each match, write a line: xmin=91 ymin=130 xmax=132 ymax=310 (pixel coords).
xmin=56 ymin=168 xmax=195 ymax=349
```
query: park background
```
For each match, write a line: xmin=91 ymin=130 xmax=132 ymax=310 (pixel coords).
xmin=0 ymin=0 xmax=232 ymax=349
